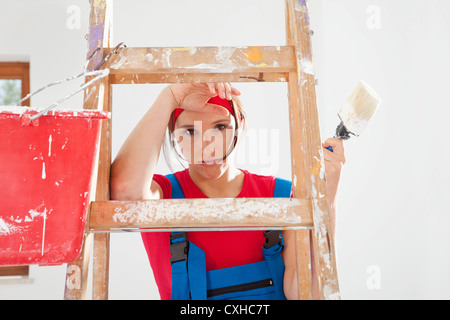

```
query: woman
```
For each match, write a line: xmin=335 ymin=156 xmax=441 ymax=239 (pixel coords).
xmin=110 ymin=82 xmax=346 ymax=300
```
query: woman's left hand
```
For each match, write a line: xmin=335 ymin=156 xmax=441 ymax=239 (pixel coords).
xmin=322 ymin=138 xmax=346 ymax=203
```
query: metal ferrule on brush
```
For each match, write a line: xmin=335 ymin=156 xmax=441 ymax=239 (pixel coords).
xmin=335 ymin=121 xmax=352 ymax=140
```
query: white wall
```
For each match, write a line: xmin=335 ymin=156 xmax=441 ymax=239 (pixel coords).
xmin=0 ymin=0 xmax=449 ymax=300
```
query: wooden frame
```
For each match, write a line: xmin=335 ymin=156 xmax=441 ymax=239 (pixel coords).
xmin=0 ymin=62 xmax=29 ymax=93
xmin=0 ymin=62 xmax=30 ymax=106
xmin=64 ymin=0 xmax=340 ymax=300
xmin=0 ymin=61 xmax=30 ymax=278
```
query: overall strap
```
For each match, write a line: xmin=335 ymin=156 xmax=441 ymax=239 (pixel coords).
xmin=273 ymin=177 xmax=292 ymax=198
xmin=166 ymin=173 xmax=185 ymax=199
xmin=169 ymin=232 xmax=207 ymax=300
xmin=166 ymin=174 xmax=208 ymax=299
xmin=264 ymin=177 xmax=291 ymax=300
xmin=262 ymin=231 xmax=286 ymax=300
xmin=268 ymin=177 xmax=291 ymax=252
xmin=166 ymin=174 xmax=188 ymax=299
xmin=169 ymin=233 xmax=190 ymax=299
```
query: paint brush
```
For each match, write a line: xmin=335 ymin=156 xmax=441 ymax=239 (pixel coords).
xmin=327 ymin=81 xmax=381 ymax=152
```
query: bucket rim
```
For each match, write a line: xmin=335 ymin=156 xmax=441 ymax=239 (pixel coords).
xmin=0 ymin=106 xmax=110 ymax=119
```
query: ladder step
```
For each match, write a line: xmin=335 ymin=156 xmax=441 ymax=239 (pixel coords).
xmin=89 ymin=198 xmax=312 ymax=232
xmin=102 ymin=46 xmax=296 ymax=84
xmin=109 ymin=72 xmax=289 ymax=84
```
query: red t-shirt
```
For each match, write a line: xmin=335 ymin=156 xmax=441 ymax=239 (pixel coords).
xmin=141 ymin=168 xmax=289 ymax=300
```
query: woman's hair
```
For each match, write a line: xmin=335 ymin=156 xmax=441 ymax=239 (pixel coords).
xmin=162 ymin=95 xmax=248 ymax=173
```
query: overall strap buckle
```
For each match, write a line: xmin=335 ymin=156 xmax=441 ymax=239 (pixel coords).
xmin=169 ymin=232 xmax=189 ymax=264
xmin=263 ymin=230 xmax=282 ymax=249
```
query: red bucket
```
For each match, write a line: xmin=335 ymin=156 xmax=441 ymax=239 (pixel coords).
xmin=0 ymin=106 xmax=110 ymax=266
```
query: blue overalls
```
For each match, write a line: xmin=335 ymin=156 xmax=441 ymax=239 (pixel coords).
xmin=166 ymin=173 xmax=292 ymax=300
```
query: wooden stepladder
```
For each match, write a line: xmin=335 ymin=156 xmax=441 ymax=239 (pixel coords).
xmin=64 ymin=0 xmax=340 ymax=300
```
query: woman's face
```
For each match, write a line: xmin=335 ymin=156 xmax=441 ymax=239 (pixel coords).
xmin=173 ymin=109 xmax=237 ymax=176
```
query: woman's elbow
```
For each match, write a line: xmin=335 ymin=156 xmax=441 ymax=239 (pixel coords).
xmin=110 ymin=177 xmax=134 ymax=200
xmin=110 ymin=176 xmax=158 ymax=200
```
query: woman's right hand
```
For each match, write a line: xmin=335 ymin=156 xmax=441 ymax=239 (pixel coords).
xmin=167 ymin=83 xmax=241 ymax=115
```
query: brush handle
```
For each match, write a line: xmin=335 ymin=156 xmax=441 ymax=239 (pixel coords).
xmin=327 ymin=122 xmax=351 ymax=152
xmin=326 ymin=136 xmax=336 ymax=152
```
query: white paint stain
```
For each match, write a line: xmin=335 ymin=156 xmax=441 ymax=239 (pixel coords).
xmin=112 ymin=198 xmax=303 ymax=227
xmin=62 ymin=138 xmax=68 ymax=150
xmin=41 ymin=208 xmax=47 ymax=256
xmin=300 ymin=58 xmax=314 ymax=75
xmin=216 ymin=47 xmax=235 ymax=62
xmin=42 ymin=162 xmax=46 ymax=179
xmin=84 ymin=85 xmax=96 ymax=103
xmin=295 ymin=1 xmax=307 ymax=13
xmin=0 ymin=218 xmax=25 ymax=235
xmin=324 ymin=279 xmax=341 ymax=300
xmin=1 ymin=106 xmax=110 ymax=119
xmin=28 ymin=207 xmax=48 ymax=222
xmin=0 ymin=206 xmax=50 ymax=237
xmin=309 ymin=190 xmax=341 ymax=300
xmin=186 ymin=47 xmax=240 ymax=72
xmin=110 ymin=50 xmax=127 ymax=69
xmin=318 ymin=148 xmax=325 ymax=180
xmin=145 ymin=53 xmax=153 ymax=62
xmin=162 ymin=48 xmax=172 ymax=68
xmin=0 ymin=218 xmax=11 ymax=234
xmin=48 ymin=135 xmax=52 ymax=157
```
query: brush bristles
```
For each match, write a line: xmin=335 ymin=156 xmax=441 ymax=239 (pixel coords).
xmin=346 ymin=81 xmax=381 ymax=122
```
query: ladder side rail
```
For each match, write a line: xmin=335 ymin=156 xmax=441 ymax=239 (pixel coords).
xmin=285 ymin=0 xmax=313 ymax=300
xmin=63 ymin=0 xmax=113 ymax=300
xmin=286 ymin=0 xmax=340 ymax=300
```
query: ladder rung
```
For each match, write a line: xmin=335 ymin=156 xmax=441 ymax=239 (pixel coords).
xmin=102 ymin=46 xmax=296 ymax=84
xmin=89 ymin=198 xmax=312 ymax=233
xmin=110 ymin=72 xmax=289 ymax=84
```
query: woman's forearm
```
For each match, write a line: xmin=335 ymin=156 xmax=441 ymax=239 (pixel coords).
xmin=327 ymin=188 xmax=338 ymax=242
xmin=110 ymin=87 xmax=177 ymax=200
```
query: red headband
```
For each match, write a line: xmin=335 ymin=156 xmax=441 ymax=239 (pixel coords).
xmin=171 ymin=95 xmax=236 ymax=129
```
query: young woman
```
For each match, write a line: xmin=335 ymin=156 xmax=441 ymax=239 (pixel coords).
xmin=110 ymin=82 xmax=346 ymax=300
